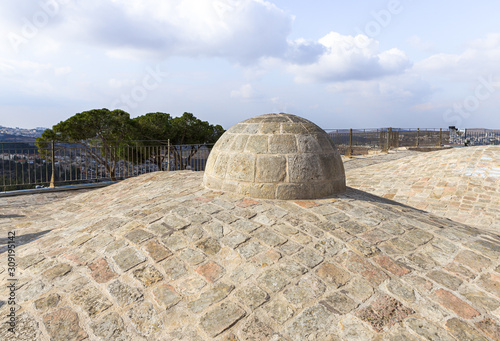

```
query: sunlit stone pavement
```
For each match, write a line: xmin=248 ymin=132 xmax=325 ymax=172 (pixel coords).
xmin=0 ymin=148 xmax=499 ymax=340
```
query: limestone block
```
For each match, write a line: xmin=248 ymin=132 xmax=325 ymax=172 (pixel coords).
xmin=256 ymin=155 xmax=287 ymax=183
xmin=288 ymin=154 xmax=324 ymax=182
xmin=227 ymin=154 xmax=255 ymax=182
xmin=269 ymin=135 xmax=298 ymax=154
xmin=230 ymin=134 xmax=249 ymax=152
xmin=245 ymin=135 xmax=268 ymax=153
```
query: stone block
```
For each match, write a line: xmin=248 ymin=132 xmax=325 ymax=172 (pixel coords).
xmin=227 ymin=154 xmax=256 ymax=182
xmin=90 ymin=312 xmax=129 ymax=341
xmin=107 ymin=280 xmax=143 ymax=307
xmin=43 ymin=308 xmax=87 ymax=341
xmin=245 ymin=135 xmax=269 ymax=153
xmin=269 ymin=135 xmax=297 ymax=154
xmin=200 ymin=302 xmax=246 ymax=337
xmin=433 ymin=288 xmax=480 ymax=319
xmin=287 ymin=154 xmax=323 ymax=182
xmin=356 ymin=295 xmax=415 ymax=332
xmin=234 ymin=285 xmax=269 ymax=310
xmin=113 ymin=247 xmax=146 ymax=272
xmin=196 ymin=261 xmax=224 ymax=283
xmin=132 ymin=265 xmax=164 ymax=287
xmin=315 ymin=262 xmax=351 ymax=288
xmin=153 ymin=285 xmax=181 ymax=310
xmin=71 ymin=285 xmax=113 ymax=317
xmin=255 ymin=155 xmax=286 ymax=183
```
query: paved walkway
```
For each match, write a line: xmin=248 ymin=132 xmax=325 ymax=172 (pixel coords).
xmin=1 ymin=170 xmax=499 ymax=340
xmin=346 ymin=146 xmax=500 ymax=234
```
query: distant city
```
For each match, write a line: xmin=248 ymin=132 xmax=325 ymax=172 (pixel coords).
xmin=0 ymin=126 xmax=48 ymax=141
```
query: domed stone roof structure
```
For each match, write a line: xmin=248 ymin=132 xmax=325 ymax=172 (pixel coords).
xmin=203 ymin=113 xmax=346 ymax=199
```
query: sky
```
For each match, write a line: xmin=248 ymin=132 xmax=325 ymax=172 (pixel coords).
xmin=1 ymin=0 xmax=500 ymax=130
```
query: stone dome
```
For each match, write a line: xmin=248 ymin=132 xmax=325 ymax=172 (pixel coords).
xmin=203 ymin=113 xmax=346 ymax=199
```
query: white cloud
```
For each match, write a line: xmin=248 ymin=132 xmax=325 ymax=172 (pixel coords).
xmin=287 ymin=32 xmax=411 ymax=83
xmin=231 ymin=83 xmax=258 ymax=100
xmin=48 ymin=0 xmax=293 ymax=64
xmin=415 ymin=33 xmax=500 ymax=80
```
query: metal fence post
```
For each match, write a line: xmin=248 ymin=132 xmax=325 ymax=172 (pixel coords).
xmin=416 ymin=128 xmax=420 ymax=147
xmin=49 ymin=140 xmax=55 ymax=188
xmin=346 ymin=129 xmax=353 ymax=157
xmin=167 ymin=139 xmax=170 ymax=171
xmin=439 ymin=128 xmax=442 ymax=147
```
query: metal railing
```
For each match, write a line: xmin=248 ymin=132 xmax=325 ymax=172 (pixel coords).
xmin=326 ymin=128 xmax=500 ymax=156
xmin=1 ymin=140 xmax=213 ymax=192
xmin=2 ymin=128 xmax=499 ymax=191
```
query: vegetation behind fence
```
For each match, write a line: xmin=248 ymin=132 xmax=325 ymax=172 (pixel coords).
xmin=1 ymin=140 xmax=212 ymax=191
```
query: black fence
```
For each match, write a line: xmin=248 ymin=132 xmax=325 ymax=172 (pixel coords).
xmin=2 ymin=128 xmax=499 ymax=191
xmin=326 ymin=128 xmax=500 ymax=155
xmin=1 ymin=140 xmax=213 ymax=192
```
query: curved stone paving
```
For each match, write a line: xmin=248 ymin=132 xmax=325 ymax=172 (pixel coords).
xmin=1 ymin=170 xmax=499 ymax=340
xmin=346 ymin=146 xmax=500 ymax=234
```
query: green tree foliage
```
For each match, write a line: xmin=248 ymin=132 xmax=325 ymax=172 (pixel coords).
xmin=36 ymin=109 xmax=225 ymax=179
xmin=36 ymin=109 xmax=135 ymax=180
xmin=131 ymin=112 xmax=225 ymax=170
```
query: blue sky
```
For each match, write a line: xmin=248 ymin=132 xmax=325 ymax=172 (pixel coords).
xmin=1 ymin=0 xmax=500 ymax=130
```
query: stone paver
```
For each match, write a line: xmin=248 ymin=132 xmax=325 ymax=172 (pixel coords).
xmin=346 ymin=146 xmax=500 ymax=233
xmin=1 ymin=145 xmax=500 ymax=340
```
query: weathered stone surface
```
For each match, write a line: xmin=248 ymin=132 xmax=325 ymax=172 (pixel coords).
xmin=125 ymin=228 xmax=154 ymax=244
xmin=153 ymin=285 xmax=182 ymax=309
xmin=479 ymin=273 xmax=500 ymax=298
xmin=108 ymin=280 xmax=143 ymax=306
xmin=405 ymin=318 xmax=455 ymax=341
xmin=357 ymin=295 xmax=415 ymax=332
xmin=315 ymin=262 xmax=351 ymax=288
xmin=237 ymin=241 xmax=267 ymax=259
xmin=387 ymin=278 xmax=416 ymax=302
xmin=475 ymin=317 xmax=500 ymax=340
xmin=284 ymin=274 xmax=326 ymax=307
xmin=320 ymin=292 xmax=358 ymax=314
xmin=133 ymin=264 xmax=164 ymax=286
xmin=161 ymin=257 xmax=188 ymax=281
xmin=196 ymin=237 xmax=221 ymax=255
xmin=90 ymin=312 xmax=129 ymax=341
xmin=71 ymin=285 xmax=113 ymax=317
xmin=239 ymin=315 xmax=275 ymax=341
xmin=373 ymin=255 xmax=411 ymax=276
xmin=179 ymin=248 xmax=207 ymax=265
xmin=43 ymin=308 xmax=87 ymax=341
xmin=144 ymin=240 xmax=173 ymax=262
xmin=259 ymin=269 xmax=289 ymax=293
xmin=222 ymin=231 xmax=250 ymax=248
xmin=278 ymin=260 xmax=308 ymax=278
xmin=433 ymin=288 xmax=480 ymax=319
xmin=293 ymin=248 xmax=324 ymax=268
xmin=285 ymin=304 xmax=333 ymax=341
xmin=88 ymin=258 xmax=118 ymax=283
xmin=196 ymin=261 xmax=224 ymax=282
xmin=427 ymin=270 xmax=463 ymax=290
xmin=128 ymin=302 xmax=163 ymax=337
xmin=42 ymin=263 xmax=72 ymax=281
xmin=264 ymin=299 xmax=295 ymax=324
xmin=203 ymin=113 xmax=345 ymax=199
xmin=113 ymin=247 xmax=146 ymax=272
xmin=445 ymin=318 xmax=488 ymax=341
xmin=34 ymin=293 xmax=60 ymax=311
xmin=200 ymin=302 xmax=246 ymax=337
xmin=188 ymin=283 xmax=234 ymax=313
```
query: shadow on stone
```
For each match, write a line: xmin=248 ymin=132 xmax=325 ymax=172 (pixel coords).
xmin=0 ymin=230 xmax=52 ymax=254
xmin=0 ymin=214 xmax=25 ymax=218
